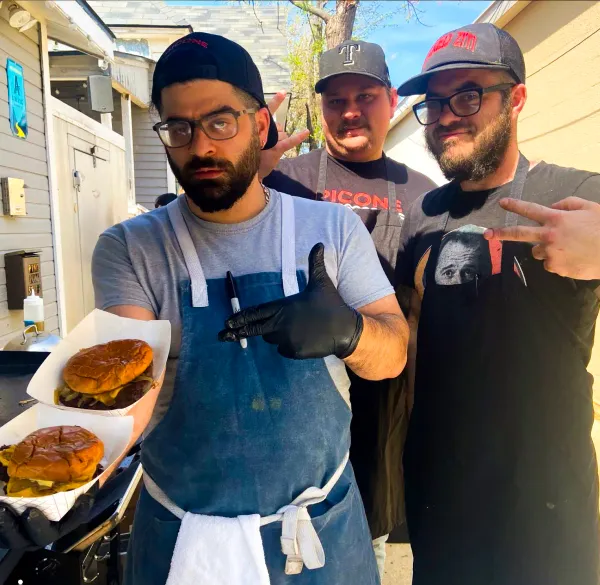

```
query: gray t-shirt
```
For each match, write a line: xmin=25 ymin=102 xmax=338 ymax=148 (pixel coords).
xmin=92 ymin=189 xmax=394 ymax=431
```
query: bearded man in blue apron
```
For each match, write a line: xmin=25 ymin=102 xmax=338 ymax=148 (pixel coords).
xmin=397 ymin=23 xmax=600 ymax=585
xmin=91 ymin=33 xmax=408 ymax=585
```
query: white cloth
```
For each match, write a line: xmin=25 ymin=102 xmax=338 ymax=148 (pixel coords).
xmin=144 ymin=451 xmax=350 ymax=583
xmin=165 ymin=512 xmax=270 ymax=585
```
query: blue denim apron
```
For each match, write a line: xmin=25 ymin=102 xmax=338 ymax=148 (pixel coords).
xmin=124 ymin=193 xmax=379 ymax=585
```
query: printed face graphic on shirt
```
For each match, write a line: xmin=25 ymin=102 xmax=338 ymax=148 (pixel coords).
xmin=414 ymin=224 xmax=526 ymax=298
xmin=435 ymin=226 xmax=491 ymax=285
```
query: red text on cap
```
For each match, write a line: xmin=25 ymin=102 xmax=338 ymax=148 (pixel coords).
xmin=424 ymin=31 xmax=478 ymax=63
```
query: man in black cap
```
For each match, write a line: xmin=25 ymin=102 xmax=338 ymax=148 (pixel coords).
xmin=396 ymin=22 xmax=600 ymax=585
xmin=263 ymin=39 xmax=436 ymax=578
xmin=89 ymin=32 xmax=408 ymax=585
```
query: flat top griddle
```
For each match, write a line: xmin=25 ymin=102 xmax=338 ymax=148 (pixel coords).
xmin=0 ymin=351 xmax=49 ymax=425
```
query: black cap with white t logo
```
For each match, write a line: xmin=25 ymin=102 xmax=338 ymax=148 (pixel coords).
xmin=315 ymin=40 xmax=392 ymax=94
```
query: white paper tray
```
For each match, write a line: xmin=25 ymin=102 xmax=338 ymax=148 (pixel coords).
xmin=27 ymin=309 xmax=171 ymax=417
xmin=0 ymin=403 xmax=133 ymax=521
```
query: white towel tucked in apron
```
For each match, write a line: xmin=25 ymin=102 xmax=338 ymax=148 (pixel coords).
xmin=144 ymin=451 xmax=350 ymax=585
xmin=165 ymin=512 xmax=269 ymax=585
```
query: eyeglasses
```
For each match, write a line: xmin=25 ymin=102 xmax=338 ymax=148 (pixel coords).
xmin=153 ymin=109 xmax=257 ymax=148
xmin=412 ymin=83 xmax=515 ymax=126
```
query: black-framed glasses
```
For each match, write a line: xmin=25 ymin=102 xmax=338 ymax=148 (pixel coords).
xmin=412 ymin=83 xmax=515 ymax=126
xmin=153 ymin=108 xmax=257 ymax=148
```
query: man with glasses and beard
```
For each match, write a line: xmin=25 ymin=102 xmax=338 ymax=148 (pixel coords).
xmin=396 ymin=23 xmax=600 ymax=585
xmin=91 ymin=33 xmax=408 ymax=585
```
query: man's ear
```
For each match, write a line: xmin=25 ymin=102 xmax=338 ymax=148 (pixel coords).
xmin=257 ymin=107 xmax=271 ymax=148
xmin=389 ymin=87 xmax=399 ymax=117
xmin=512 ymin=83 xmax=527 ymax=118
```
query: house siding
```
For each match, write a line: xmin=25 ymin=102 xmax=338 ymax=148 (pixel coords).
xmin=0 ymin=9 xmax=59 ymax=348
xmin=132 ymin=73 xmax=166 ymax=209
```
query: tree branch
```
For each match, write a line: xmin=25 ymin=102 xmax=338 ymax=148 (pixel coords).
xmin=251 ymin=1 xmax=265 ymax=34
xmin=288 ymin=0 xmax=331 ymax=22
xmin=405 ymin=0 xmax=430 ymax=27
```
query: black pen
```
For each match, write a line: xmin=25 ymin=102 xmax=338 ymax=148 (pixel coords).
xmin=227 ymin=271 xmax=247 ymax=349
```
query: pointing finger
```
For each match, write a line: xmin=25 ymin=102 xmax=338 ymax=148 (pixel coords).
xmin=498 ymin=198 xmax=557 ymax=225
xmin=484 ymin=225 xmax=547 ymax=243
xmin=267 ymin=90 xmax=287 ymax=115
xmin=225 ymin=300 xmax=282 ymax=329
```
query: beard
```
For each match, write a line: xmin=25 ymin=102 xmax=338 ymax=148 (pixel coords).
xmin=426 ymin=100 xmax=512 ymax=183
xmin=167 ymin=131 xmax=261 ymax=213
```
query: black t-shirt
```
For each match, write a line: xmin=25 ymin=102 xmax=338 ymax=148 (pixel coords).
xmin=265 ymin=148 xmax=437 ymax=289
xmin=399 ymin=161 xmax=600 ymax=364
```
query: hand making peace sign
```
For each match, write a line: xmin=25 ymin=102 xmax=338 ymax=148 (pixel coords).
xmin=484 ymin=197 xmax=600 ymax=280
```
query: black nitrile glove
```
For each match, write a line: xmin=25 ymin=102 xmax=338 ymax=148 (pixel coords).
xmin=219 ymin=243 xmax=364 ymax=359
xmin=0 ymin=486 xmax=97 ymax=550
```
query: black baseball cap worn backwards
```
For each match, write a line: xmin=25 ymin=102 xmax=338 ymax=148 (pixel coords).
xmin=315 ymin=40 xmax=392 ymax=94
xmin=152 ymin=32 xmax=278 ymax=150
xmin=397 ymin=23 xmax=526 ymax=96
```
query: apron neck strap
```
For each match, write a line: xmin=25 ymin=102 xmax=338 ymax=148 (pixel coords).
xmin=383 ymin=155 xmax=397 ymax=213
xmin=280 ymin=193 xmax=300 ymax=296
xmin=167 ymin=200 xmax=209 ymax=308
xmin=438 ymin=152 xmax=530 ymax=233
xmin=316 ymin=149 xmax=328 ymax=200
xmin=500 ymin=153 xmax=530 ymax=275
xmin=504 ymin=153 xmax=529 ymax=228
xmin=168 ymin=194 xmax=299 ymax=307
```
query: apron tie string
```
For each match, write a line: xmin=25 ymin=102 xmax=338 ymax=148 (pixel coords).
xmin=144 ymin=451 xmax=350 ymax=576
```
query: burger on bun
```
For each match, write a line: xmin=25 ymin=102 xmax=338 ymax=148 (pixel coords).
xmin=0 ymin=426 xmax=104 ymax=497
xmin=55 ymin=339 xmax=154 ymax=410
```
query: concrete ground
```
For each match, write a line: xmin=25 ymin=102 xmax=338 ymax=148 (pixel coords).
xmin=383 ymin=543 xmax=413 ymax=585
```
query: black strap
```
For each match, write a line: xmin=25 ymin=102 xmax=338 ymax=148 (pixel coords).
xmin=504 ymin=153 xmax=530 ymax=227
xmin=384 ymin=156 xmax=397 ymax=213
xmin=438 ymin=153 xmax=530 ymax=233
xmin=316 ymin=149 xmax=328 ymax=201
xmin=316 ymin=149 xmax=397 ymax=211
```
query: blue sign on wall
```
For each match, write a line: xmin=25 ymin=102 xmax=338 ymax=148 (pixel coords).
xmin=6 ymin=58 xmax=28 ymax=139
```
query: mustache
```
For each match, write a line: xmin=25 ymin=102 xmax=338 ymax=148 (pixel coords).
xmin=183 ymin=156 xmax=232 ymax=175
xmin=433 ymin=122 xmax=473 ymax=139
xmin=338 ymin=120 xmax=370 ymax=135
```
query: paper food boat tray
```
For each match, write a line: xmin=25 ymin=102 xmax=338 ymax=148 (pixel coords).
xmin=27 ymin=309 xmax=171 ymax=417
xmin=0 ymin=403 xmax=133 ymax=521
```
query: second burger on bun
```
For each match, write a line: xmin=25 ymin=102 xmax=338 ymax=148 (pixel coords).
xmin=0 ymin=425 xmax=104 ymax=497
xmin=55 ymin=339 xmax=154 ymax=410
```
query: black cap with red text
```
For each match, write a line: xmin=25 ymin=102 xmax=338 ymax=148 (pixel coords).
xmin=397 ymin=23 xmax=525 ymax=96
xmin=152 ymin=32 xmax=278 ymax=149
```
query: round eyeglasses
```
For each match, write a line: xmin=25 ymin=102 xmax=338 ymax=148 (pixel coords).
xmin=153 ymin=109 xmax=257 ymax=148
xmin=413 ymin=83 xmax=515 ymax=126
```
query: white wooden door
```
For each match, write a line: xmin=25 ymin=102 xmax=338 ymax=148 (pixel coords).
xmin=73 ymin=149 xmax=110 ymax=318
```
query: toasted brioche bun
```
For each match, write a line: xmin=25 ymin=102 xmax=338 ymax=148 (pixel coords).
xmin=7 ymin=426 xmax=103 ymax=485
xmin=63 ymin=339 xmax=153 ymax=395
